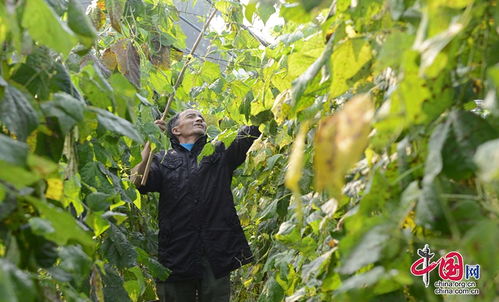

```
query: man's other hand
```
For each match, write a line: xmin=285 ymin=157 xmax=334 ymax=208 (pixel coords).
xmin=155 ymin=120 xmax=167 ymax=132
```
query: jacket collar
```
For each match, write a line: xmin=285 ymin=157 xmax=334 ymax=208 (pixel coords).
xmin=170 ymin=135 xmax=207 ymax=155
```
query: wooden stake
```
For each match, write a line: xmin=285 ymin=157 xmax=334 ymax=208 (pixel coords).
xmin=140 ymin=8 xmax=217 ymax=186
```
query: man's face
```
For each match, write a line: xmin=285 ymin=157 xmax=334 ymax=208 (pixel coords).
xmin=172 ymin=109 xmax=207 ymax=140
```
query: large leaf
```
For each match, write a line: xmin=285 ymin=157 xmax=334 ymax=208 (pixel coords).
xmin=416 ymin=120 xmax=450 ymax=228
xmin=474 ymin=138 xmax=499 ymax=183
xmin=24 ymin=196 xmax=95 ymax=253
xmin=314 ymin=94 xmax=374 ymax=198
xmin=442 ymin=110 xmax=499 ymax=180
xmin=135 ymin=247 xmax=170 ymax=281
xmin=330 ymin=39 xmax=373 ymax=97
xmin=0 ymin=161 xmax=40 ymax=189
xmin=67 ymin=0 xmax=97 ymax=48
xmin=291 ymin=35 xmax=334 ymax=114
xmin=106 ymin=0 xmax=126 ymax=33
xmin=0 ymin=134 xmax=28 ymax=166
xmin=41 ymin=92 xmax=85 ymax=134
xmin=285 ymin=121 xmax=309 ymax=194
xmin=111 ymin=39 xmax=140 ymax=87
xmin=0 ymin=84 xmax=39 ymax=141
xmin=58 ymin=245 xmax=92 ymax=287
xmin=339 ymin=225 xmax=390 ymax=274
xmin=21 ymin=0 xmax=77 ymax=56
xmin=101 ymin=223 xmax=137 ymax=268
xmin=102 ymin=264 xmax=132 ymax=302
xmin=11 ymin=47 xmax=81 ymax=100
xmin=89 ymin=107 xmax=143 ymax=143
xmin=0 ymin=259 xmax=36 ymax=302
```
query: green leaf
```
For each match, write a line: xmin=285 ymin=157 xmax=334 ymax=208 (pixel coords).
xmin=474 ymin=138 xmax=499 ymax=182
xmin=28 ymin=217 xmax=55 ymax=236
xmin=59 ymin=245 xmax=92 ymax=287
xmin=258 ymin=277 xmax=284 ymax=302
xmin=201 ymin=60 xmax=222 ymax=83
xmin=301 ymin=249 xmax=334 ymax=282
xmin=81 ymin=162 xmax=114 ymax=193
xmin=103 ymin=265 xmax=132 ymax=302
xmin=90 ymin=107 xmax=143 ymax=143
xmin=291 ymin=36 xmax=333 ymax=114
xmin=85 ymin=211 xmax=110 ymax=237
xmin=337 ymin=267 xmax=385 ymax=293
xmin=442 ymin=110 xmax=499 ymax=180
xmin=41 ymin=92 xmax=85 ymax=134
xmin=136 ymin=247 xmax=170 ymax=281
xmin=287 ymin=33 xmax=325 ymax=81
xmin=11 ymin=47 xmax=81 ymax=100
xmin=85 ymin=192 xmax=112 ymax=211
xmin=417 ymin=120 xmax=450 ymax=228
xmin=339 ymin=225 xmax=390 ymax=274
xmin=375 ymin=31 xmax=414 ymax=71
xmin=0 ymin=134 xmax=28 ymax=166
xmin=462 ymin=220 xmax=499 ymax=278
xmin=0 ymin=85 xmax=39 ymax=141
xmin=101 ymin=223 xmax=137 ymax=268
xmin=0 ymin=259 xmax=36 ymax=302
xmin=245 ymin=0 xmax=257 ymax=22
xmin=0 ymin=161 xmax=40 ymax=189
xmin=21 ymin=0 xmax=77 ymax=56
xmin=34 ymin=131 xmax=65 ymax=162
xmin=0 ymin=184 xmax=5 ymax=203
xmin=24 ymin=196 xmax=95 ymax=253
xmin=257 ymin=1 xmax=276 ymax=23
xmin=67 ymin=0 xmax=97 ymax=48
xmin=76 ymin=64 xmax=114 ymax=109
xmin=62 ymin=175 xmax=84 ymax=216
xmin=123 ymin=266 xmax=146 ymax=301
xmin=280 ymin=1 xmax=311 ymax=23
xmin=197 ymin=143 xmax=215 ymax=163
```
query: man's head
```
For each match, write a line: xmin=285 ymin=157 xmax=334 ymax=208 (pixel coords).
xmin=167 ymin=109 xmax=207 ymax=143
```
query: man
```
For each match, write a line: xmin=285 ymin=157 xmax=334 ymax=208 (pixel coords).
xmin=131 ymin=109 xmax=260 ymax=302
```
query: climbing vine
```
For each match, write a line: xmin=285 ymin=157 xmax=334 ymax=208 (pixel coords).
xmin=0 ymin=0 xmax=498 ymax=301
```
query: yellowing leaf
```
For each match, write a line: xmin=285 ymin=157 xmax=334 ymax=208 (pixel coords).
xmin=45 ymin=178 xmax=63 ymax=201
xmin=401 ymin=210 xmax=416 ymax=231
xmin=110 ymin=39 xmax=141 ymax=87
xmin=86 ymin=211 xmax=110 ymax=237
xmin=330 ymin=39 xmax=372 ymax=97
xmin=314 ymin=94 xmax=374 ymax=198
xmin=106 ymin=0 xmax=125 ymax=33
xmin=63 ymin=175 xmax=84 ymax=216
xmin=285 ymin=121 xmax=310 ymax=194
xmin=101 ymin=48 xmax=117 ymax=71
xmin=149 ymin=45 xmax=171 ymax=70
xmin=87 ymin=0 xmax=106 ymax=31
xmin=271 ymin=89 xmax=292 ymax=125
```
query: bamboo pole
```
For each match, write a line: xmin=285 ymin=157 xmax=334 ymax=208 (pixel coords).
xmin=140 ymin=8 xmax=217 ymax=186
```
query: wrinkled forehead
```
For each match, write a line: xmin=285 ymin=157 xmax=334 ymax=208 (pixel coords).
xmin=179 ymin=109 xmax=203 ymax=120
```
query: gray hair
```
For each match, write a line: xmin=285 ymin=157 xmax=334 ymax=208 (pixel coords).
xmin=166 ymin=112 xmax=181 ymax=139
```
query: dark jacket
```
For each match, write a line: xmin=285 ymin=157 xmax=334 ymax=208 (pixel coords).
xmin=138 ymin=126 xmax=261 ymax=281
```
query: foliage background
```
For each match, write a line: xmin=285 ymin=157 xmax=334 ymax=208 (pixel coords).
xmin=0 ymin=0 xmax=498 ymax=301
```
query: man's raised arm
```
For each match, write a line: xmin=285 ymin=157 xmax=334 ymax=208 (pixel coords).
xmin=225 ymin=125 xmax=261 ymax=170
xmin=130 ymin=120 xmax=166 ymax=191
xmin=130 ymin=142 xmax=152 ymax=187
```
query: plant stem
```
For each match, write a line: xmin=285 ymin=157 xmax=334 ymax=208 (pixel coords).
xmin=140 ymin=8 xmax=218 ymax=186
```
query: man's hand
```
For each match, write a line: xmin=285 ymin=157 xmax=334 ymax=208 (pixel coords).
xmin=154 ymin=120 xmax=167 ymax=132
